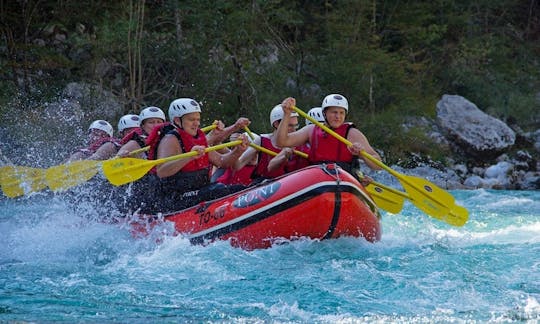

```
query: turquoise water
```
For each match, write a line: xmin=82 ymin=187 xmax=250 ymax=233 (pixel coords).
xmin=1 ymin=190 xmax=539 ymax=322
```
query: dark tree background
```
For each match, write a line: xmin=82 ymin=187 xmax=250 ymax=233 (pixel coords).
xmin=1 ymin=0 xmax=539 ymax=163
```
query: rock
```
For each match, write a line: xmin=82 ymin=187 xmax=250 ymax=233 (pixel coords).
xmin=61 ymin=82 xmax=123 ymax=122
xmin=484 ymin=161 xmax=513 ymax=179
xmin=436 ymin=94 xmax=516 ymax=159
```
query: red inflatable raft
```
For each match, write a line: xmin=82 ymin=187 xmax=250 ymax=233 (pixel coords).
xmin=128 ymin=164 xmax=382 ymax=249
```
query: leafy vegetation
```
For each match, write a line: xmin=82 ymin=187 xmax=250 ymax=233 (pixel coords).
xmin=1 ymin=0 xmax=539 ymax=164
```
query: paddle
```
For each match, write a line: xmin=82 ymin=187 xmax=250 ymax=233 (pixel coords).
xmin=244 ymin=126 xmax=256 ymax=140
xmin=360 ymin=174 xmax=468 ymax=226
xmin=44 ymin=124 xmax=217 ymax=192
xmin=0 ymin=165 xmax=48 ymax=198
xmin=244 ymin=126 xmax=308 ymax=159
xmin=294 ymin=106 xmax=468 ymax=226
xmin=354 ymin=171 xmax=406 ymax=214
xmin=103 ymin=140 xmax=243 ymax=186
xmin=249 ymin=142 xmax=308 ymax=159
xmin=45 ymin=146 xmax=152 ymax=192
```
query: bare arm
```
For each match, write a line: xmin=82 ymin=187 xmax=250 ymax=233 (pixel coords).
xmin=267 ymin=148 xmax=292 ymax=172
xmin=209 ymin=135 xmax=249 ymax=168
xmin=156 ymin=134 xmax=203 ymax=178
xmin=233 ymin=135 xmax=261 ymax=171
xmin=116 ymin=140 xmax=142 ymax=158
xmin=88 ymin=142 xmax=118 ymax=160
xmin=207 ymin=117 xmax=250 ymax=146
xmin=347 ymin=128 xmax=382 ymax=170
xmin=275 ymin=97 xmax=311 ymax=148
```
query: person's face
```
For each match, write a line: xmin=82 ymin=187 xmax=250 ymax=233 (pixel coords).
xmin=324 ymin=107 xmax=346 ymax=128
xmin=273 ymin=116 xmax=299 ymax=133
xmin=120 ymin=127 xmax=137 ymax=138
xmin=142 ymin=118 xmax=163 ymax=135
xmin=287 ymin=116 xmax=299 ymax=133
xmin=180 ymin=112 xmax=201 ymax=136
xmin=88 ymin=129 xmax=108 ymax=143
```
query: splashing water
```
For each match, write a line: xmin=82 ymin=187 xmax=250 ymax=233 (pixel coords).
xmin=0 ymin=189 xmax=539 ymax=322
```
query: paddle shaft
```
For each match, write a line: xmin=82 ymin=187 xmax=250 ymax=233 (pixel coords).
xmin=155 ymin=140 xmax=242 ymax=165
xmin=249 ymin=142 xmax=307 ymax=159
xmin=244 ymin=126 xmax=256 ymax=140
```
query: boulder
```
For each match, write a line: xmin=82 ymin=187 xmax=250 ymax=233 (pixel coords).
xmin=62 ymin=82 xmax=123 ymax=122
xmin=436 ymin=95 xmax=515 ymax=159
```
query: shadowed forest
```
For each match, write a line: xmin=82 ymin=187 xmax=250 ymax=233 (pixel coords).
xmin=1 ymin=0 xmax=539 ymax=163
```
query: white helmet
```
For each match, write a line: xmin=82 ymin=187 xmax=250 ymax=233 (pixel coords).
xmin=322 ymin=94 xmax=348 ymax=113
xmin=89 ymin=120 xmax=113 ymax=137
xmin=269 ymin=104 xmax=298 ymax=127
xmin=305 ymin=107 xmax=324 ymax=125
xmin=168 ymin=98 xmax=202 ymax=121
xmin=118 ymin=114 xmax=140 ymax=132
xmin=139 ymin=106 xmax=165 ymax=123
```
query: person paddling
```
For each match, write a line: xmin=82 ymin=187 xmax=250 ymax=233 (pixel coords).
xmin=234 ymin=104 xmax=308 ymax=183
xmin=147 ymin=98 xmax=249 ymax=212
xmin=117 ymin=114 xmax=141 ymax=139
xmin=67 ymin=120 xmax=120 ymax=162
xmin=276 ymin=94 xmax=382 ymax=173
xmin=117 ymin=106 xmax=166 ymax=158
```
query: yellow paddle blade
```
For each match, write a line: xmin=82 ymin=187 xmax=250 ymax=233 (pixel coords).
xmin=445 ymin=204 xmax=469 ymax=227
xmin=0 ymin=166 xmax=47 ymax=198
xmin=102 ymin=157 xmax=159 ymax=186
xmin=365 ymin=182 xmax=405 ymax=214
xmin=368 ymin=177 xmax=468 ymax=226
xmin=103 ymin=140 xmax=243 ymax=186
xmin=45 ymin=160 xmax=101 ymax=191
xmin=360 ymin=151 xmax=456 ymax=219
xmin=397 ymin=174 xmax=454 ymax=219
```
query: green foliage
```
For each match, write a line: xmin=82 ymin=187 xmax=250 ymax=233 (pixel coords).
xmin=1 ymin=0 xmax=539 ymax=159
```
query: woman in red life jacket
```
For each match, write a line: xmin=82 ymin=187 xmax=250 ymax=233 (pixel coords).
xmin=275 ymin=94 xmax=382 ymax=173
xmin=117 ymin=106 xmax=166 ymax=158
xmin=234 ymin=104 xmax=308 ymax=183
xmin=67 ymin=120 xmax=120 ymax=162
xmin=151 ymin=98 xmax=249 ymax=212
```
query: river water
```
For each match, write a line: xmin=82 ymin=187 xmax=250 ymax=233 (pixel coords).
xmin=0 ymin=189 xmax=539 ymax=322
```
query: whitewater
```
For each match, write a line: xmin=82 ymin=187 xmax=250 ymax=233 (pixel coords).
xmin=1 ymin=189 xmax=539 ymax=322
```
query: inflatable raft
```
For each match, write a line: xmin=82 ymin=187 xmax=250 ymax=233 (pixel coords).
xmin=128 ymin=164 xmax=382 ymax=249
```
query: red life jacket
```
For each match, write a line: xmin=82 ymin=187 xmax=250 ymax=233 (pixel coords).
xmin=308 ymin=123 xmax=355 ymax=165
xmin=252 ymin=136 xmax=286 ymax=179
xmin=120 ymin=127 xmax=146 ymax=147
xmin=146 ymin=122 xmax=174 ymax=161
xmin=287 ymin=143 xmax=310 ymax=172
xmin=216 ymin=165 xmax=255 ymax=186
xmin=145 ymin=122 xmax=210 ymax=175
xmin=175 ymin=128 xmax=210 ymax=172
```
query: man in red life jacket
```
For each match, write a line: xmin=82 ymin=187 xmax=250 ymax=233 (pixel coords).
xmin=149 ymin=98 xmax=249 ymax=212
xmin=67 ymin=120 xmax=120 ymax=162
xmin=117 ymin=106 xmax=166 ymax=158
xmin=117 ymin=114 xmax=141 ymax=139
xmin=275 ymin=94 xmax=382 ymax=173
xmin=234 ymin=104 xmax=309 ymax=183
